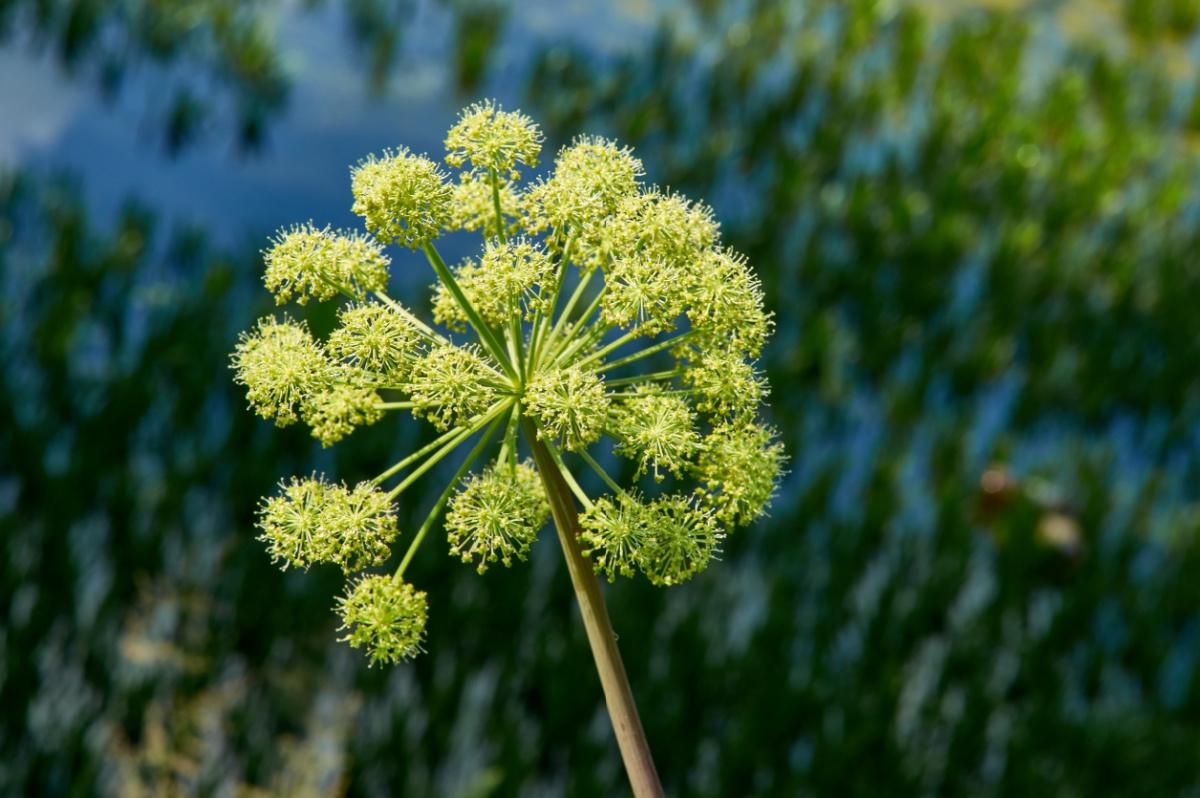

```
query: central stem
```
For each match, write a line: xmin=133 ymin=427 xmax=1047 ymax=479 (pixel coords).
xmin=524 ymin=422 xmax=664 ymax=798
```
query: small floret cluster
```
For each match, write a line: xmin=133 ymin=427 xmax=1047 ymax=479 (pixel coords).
xmin=232 ymin=101 xmax=784 ymax=666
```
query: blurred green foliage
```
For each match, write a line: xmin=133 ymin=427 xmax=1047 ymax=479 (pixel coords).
xmin=4 ymin=1 xmax=1200 ymax=796
xmin=0 ymin=0 xmax=505 ymax=151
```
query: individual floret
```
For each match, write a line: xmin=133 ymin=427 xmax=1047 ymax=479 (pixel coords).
xmin=444 ymin=99 xmax=543 ymax=181
xmin=522 ymin=136 xmax=644 ymax=239
xmin=445 ymin=461 xmax=549 ymax=573
xmin=687 ymin=248 xmax=772 ymax=358
xmin=351 ymin=147 xmax=452 ymax=248
xmin=256 ymin=476 xmax=397 ymax=573
xmin=680 ymin=346 xmax=766 ymax=419
xmin=447 ymin=173 xmax=521 ymax=239
xmin=600 ymin=254 xmax=690 ymax=336
xmin=408 ymin=343 xmax=502 ymax=430
xmin=636 ymin=494 xmax=722 ymax=586
xmin=302 ymin=374 xmax=384 ymax=447
xmin=610 ymin=384 xmax=700 ymax=480
xmin=598 ymin=188 xmax=719 ymax=271
xmin=473 ymin=237 xmax=555 ymax=325
xmin=693 ymin=421 xmax=785 ymax=528
xmin=231 ymin=316 xmax=332 ymax=426
xmin=337 ymin=575 xmax=428 ymax=666
xmin=322 ymin=481 xmax=400 ymax=573
xmin=580 ymin=492 xmax=652 ymax=582
xmin=525 ymin=365 xmax=610 ymax=451
xmin=256 ymin=475 xmax=332 ymax=570
xmin=327 ymin=302 xmax=424 ymax=382
xmin=263 ymin=223 xmax=390 ymax=305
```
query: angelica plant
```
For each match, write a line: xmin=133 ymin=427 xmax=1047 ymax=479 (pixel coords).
xmin=231 ymin=99 xmax=783 ymax=796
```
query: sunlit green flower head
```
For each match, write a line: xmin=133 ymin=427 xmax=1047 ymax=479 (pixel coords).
xmin=231 ymin=316 xmax=331 ymax=426
xmin=444 ymin=99 xmax=543 ymax=181
xmin=327 ymin=301 xmax=424 ymax=381
xmin=263 ymin=223 xmax=390 ymax=304
xmin=258 ymin=475 xmax=398 ymax=573
xmin=338 ymin=575 xmax=427 ymax=666
xmin=446 ymin=460 xmax=549 ymax=573
xmin=232 ymin=100 xmax=784 ymax=666
xmin=351 ymin=146 xmax=452 ymax=248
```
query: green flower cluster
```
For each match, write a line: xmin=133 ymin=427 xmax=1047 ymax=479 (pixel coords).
xmin=232 ymin=100 xmax=784 ymax=666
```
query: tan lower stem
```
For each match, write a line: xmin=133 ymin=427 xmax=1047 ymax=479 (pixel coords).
xmin=525 ymin=425 xmax=664 ymax=798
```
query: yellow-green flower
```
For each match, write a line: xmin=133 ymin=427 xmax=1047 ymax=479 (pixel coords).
xmin=444 ymin=99 xmax=543 ymax=181
xmin=337 ymin=575 xmax=427 ymax=666
xmin=232 ymin=316 xmax=331 ymax=426
xmin=446 ymin=461 xmax=549 ymax=573
xmin=233 ymin=102 xmax=783 ymax=667
xmin=352 ymin=147 xmax=452 ymax=248
xmin=263 ymin=223 xmax=390 ymax=304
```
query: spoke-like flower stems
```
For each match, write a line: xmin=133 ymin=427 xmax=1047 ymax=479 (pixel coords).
xmin=527 ymin=232 xmax=575 ymax=376
xmin=524 ymin=421 xmax=664 ymax=798
xmin=499 ymin=400 xmax=522 ymax=471
xmin=604 ymin=370 xmax=682 ymax=388
xmin=543 ymin=268 xmax=597 ymax=355
xmin=374 ymin=290 xmax=444 ymax=342
xmin=421 ymin=242 xmax=518 ymax=381
xmin=610 ymin=388 xmax=695 ymax=399
xmin=371 ymin=405 xmax=503 ymax=486
xmin=396 ymin=412 xmax=506 ymax=579
xmin=596 ymin=330 xmax=695 ymax=373
xmin=551 ymin=319 xmax=612 ymax=369
xmin=546 ymin=281 xmax=607 ymax=364
xmin=572 ymin=325 xmax=644 ymax=370
xmin=488 ymin=167 xmax=507 ymax=244
xmin=578 ymin=448 xmax=623 ymax=494
xmin=385 ymin=401 xmax=511 ymax=500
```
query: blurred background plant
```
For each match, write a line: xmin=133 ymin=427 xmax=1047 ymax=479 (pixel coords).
xmin=3 ymin=0 xmax=1200 ymax=795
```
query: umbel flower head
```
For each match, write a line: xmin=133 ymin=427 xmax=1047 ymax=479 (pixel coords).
xmin=232 ymin=100 xmax=784 ymax=666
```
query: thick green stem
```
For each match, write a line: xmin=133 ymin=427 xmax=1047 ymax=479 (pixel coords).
xmin=524 ymin=422 xmax=664 ymax=798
